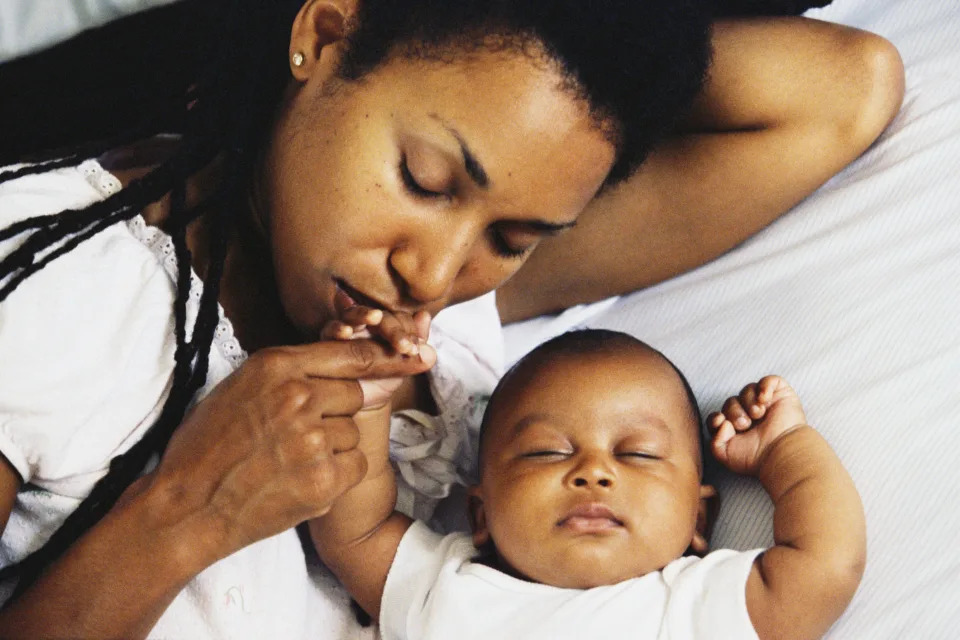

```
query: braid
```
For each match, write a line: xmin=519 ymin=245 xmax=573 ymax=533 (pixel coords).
xmin=0 ymin=0 xmax=288 ymax=594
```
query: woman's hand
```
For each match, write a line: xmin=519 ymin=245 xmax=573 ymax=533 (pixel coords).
xmin=321 ymin=290 xmax=433 ymax=409
xmin=146 ymin=337 xmax=434 ymax=563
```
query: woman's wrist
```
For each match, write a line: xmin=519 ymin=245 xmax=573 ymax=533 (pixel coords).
xmin=0 ymin=474 xmax=215 ymax=638
xmin=118 ymin=472 xmax=230 ymax=580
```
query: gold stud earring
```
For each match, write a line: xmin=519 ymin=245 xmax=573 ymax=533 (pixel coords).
xmin=291 ymin=51 xmax=305 ymax=67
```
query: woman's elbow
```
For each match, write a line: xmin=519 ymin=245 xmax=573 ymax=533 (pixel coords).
xmin=841 ymin=31 xmax=905 ymax=151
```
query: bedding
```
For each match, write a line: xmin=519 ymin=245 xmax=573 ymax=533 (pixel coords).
xmin=504 ymin=0 xmax=960 ymax=636
xmin=0 ymin=0 xmax=177 ymax=63
xmin=3 ymin=0 xmax=957 ymax=636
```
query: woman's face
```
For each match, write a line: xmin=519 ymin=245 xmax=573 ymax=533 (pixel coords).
xmin=261 ymin=44 xmax=615 ymax=336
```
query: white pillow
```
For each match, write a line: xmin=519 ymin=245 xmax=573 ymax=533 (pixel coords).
xmin=505 ymin=0 xmax=960 ymax=636
xmin=0 ymin=0 xmax=178 ymax=63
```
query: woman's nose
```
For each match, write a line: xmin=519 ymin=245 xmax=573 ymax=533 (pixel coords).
xmin=389 ymin=221 xmax=477 ymax=306
xmin=567 ymin=454 xmax=616 ymax=489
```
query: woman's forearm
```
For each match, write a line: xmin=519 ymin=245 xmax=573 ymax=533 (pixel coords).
xmin=0 ymin=475 xmax=215 ymax=639
xmin=498 ymin=17 xmax=905 ymax=323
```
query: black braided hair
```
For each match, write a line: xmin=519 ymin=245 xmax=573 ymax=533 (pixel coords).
xmin=0 ymin=0 xmax=297 ymax=595
xmin=0 ymin=0 xmax=713 ymax=595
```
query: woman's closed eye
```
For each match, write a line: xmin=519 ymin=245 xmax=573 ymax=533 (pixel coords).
xmin=399 ymin=153 xmax=447 ymax=198
xmin=489 ymin=226 xmax=535 ymax=259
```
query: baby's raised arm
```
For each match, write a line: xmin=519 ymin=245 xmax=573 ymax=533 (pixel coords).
xmin=708 ymin=376 xmax=866 ymax=640
xmin=307 ymin=302 xmax=431 ymax=620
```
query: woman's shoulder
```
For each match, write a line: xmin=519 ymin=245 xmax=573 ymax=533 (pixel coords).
xmin=0 ymin=159 xmax=117 ymax=222
xmin=0 ymin=160 xmax=177 ymax=322
xmin=0 ymin=160 xmax=179 ymax=488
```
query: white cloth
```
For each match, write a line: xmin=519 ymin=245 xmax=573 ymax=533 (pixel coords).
xmin=0 ymin=0 xmax=180 ymax=63
xmin=0 ymin=159 xmax=494 ymax=638
xmin=380 ymin=521 xmax=762 ymax=640
xmin=390 ymin=290 xmax=503 ymax=523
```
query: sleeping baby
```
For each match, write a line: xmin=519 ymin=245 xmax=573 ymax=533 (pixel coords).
xmin=309 ymin=316 xmax=865 ymax=640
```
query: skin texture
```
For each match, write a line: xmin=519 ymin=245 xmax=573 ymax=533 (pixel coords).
xmin=0 ymin=3 xmax=895 ymax=637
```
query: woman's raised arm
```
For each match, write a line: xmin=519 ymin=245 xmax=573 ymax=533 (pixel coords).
xmin=498 ymin=17 xmax=905 ymax=323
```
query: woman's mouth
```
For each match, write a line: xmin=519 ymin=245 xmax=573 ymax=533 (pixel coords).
xmin=334 ymin=278 xmax=386 ymax=310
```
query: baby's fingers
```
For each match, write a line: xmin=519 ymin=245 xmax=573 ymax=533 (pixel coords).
xmin=367 ymin=310 xmax=421 ymax=356
xmin=709 ymin=416 xmax=737 ymax=461
xmin=738 ymin=383 xmax=767 ymax=421
xmin=413 ymin=310 xmax=432 ymax=342
xmin=321 ymin=321 xmax=354 ymax=341
xmin=721 ymin=396 xmax=753 ymax=431
xmin=337 ymin=305 xmax=384 ymax=329
xmin=757 ymin=375 xmax=785 ymax=404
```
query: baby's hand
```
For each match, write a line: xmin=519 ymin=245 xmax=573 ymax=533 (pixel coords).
xmin=321 ymin=292 xmax=434 ymax=410
xmin=707 ymin=375 xmax=808 ymax=476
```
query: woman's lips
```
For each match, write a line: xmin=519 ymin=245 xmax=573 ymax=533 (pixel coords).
xmin=557 ymin=503 xmax=624 ymax=533
xmin=334 ymin=278 xmax=386 ymax=310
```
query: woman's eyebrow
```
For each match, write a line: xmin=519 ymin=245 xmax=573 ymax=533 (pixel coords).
xmin=429 ymin=114 xmax=489 ymax=189
xmin=425 ymin=114 xmax=577 ymax=233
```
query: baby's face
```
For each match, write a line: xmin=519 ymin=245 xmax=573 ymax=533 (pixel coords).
xmin=471 ymin=348 xmax=706 ymax=588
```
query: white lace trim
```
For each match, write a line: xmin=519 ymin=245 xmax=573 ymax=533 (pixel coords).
xmin=78 ymin=159 xmax=247 ymax=367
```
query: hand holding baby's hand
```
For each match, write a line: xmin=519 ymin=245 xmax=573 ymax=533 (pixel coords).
xmin=321 ymin=292 xmax=434 ymax=410
xmin=707 ymin=375 xmax=807 ymax=476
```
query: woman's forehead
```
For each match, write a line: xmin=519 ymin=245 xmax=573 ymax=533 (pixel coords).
xmin=376 ymin=52 xmax=616 ymax=214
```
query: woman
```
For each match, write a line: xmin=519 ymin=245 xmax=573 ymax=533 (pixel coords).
xmin=0 ymin=0 xmax=902 ymax=637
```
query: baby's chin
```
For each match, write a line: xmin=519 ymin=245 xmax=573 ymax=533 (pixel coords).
xmin=540 ymin=566 xmax=653 ymax=589
xmin=497 ymin=553 xmax=658 ymax=589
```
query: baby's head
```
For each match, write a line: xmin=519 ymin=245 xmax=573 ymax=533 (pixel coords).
xmin=469 ymin=329 xmax=715 ymax=588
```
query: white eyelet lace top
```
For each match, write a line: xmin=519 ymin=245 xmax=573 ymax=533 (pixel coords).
xmin=0 ymin=160 xmax=504 ymax=638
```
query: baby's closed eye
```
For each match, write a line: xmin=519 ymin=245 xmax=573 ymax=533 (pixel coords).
xmin=520 ymin=450 xmax=573 ymax=461
xmin=616 ymin=451 xmax=661 ymax=461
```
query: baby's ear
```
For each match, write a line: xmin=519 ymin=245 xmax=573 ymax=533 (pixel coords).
xmin=691 ymin=484 xmax=719 ymax=555
xmin=466 ymin=485 xmax=490 ymax=547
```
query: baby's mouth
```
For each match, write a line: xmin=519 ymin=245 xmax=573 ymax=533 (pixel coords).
xmin=557 ymin=503 xmax=624 ymax=533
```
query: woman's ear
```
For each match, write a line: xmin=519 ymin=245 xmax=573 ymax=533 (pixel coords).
xmin=467 ymin=485 xmax=491 ymax=548
xmin=690 ymin=484 xmax=719 ymax=555
xmin=288 ymin=0 xmax=357 ymax=80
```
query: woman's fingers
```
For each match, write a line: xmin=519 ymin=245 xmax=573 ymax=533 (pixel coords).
xmin=257 ymin=338 xmax=435 ymax=384
xmin=309 ymin=448 xmax=367 ymax=518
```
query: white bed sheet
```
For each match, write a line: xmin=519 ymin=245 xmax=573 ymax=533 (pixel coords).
xmin=504 ymin=0 xmax=960 ymax=636
xmin=0 ymin=0 xmax=178 ymax=63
